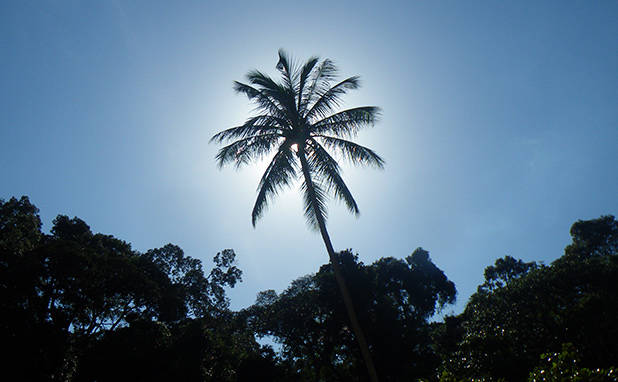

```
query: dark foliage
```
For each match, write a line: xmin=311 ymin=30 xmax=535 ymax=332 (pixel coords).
xmin=0 ymin=196 xmax=286 ymax=381
xmin=244 ymin=248 xmax=456 ymax=381
xmin=435 ymin=215 xmax=618 ymax=381
xmin=2 ymin=196 xmax=616 ymax=381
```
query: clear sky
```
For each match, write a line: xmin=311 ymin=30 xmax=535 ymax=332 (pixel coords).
xmin=2 ymin=1 xmax=617 ymax=315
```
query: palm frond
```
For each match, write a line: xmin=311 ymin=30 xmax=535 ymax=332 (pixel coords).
xmin=246 ymin=70 xmax=298 ymax=122
xmin=314 ymin=135 xmax=385 ymax=168
xmin=210 ymin=115 xmax=288 ymax=143
xmin=297 ymin=56 xmax=319 ymax=110
xmin=302 ymin=58 xmax=337 ymax=113
xmin=276 ymin=49 xmax=297 ymax=92
xmin=215 ymin=133 xmax=282 ymax=169
xmin=233 ymin=81 xmax=289 ymax=121
xmin=311 ymin=107 xmax=381 ymax=137
xmin=307 ymin=140 xmax=359 ymax=215
xmin=300 ymin=171 xmax=329 ymax=231
xmin=305 ymin=76 xmax=361 ymax=120
xmin=252 ymin=143 xmax=298 ymax=226
xmin=246 ymin=70 xmax=285 ymax=91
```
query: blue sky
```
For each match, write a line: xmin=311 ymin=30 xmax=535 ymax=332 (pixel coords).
xmin=2 ymin=1 xmax=617 ymax=315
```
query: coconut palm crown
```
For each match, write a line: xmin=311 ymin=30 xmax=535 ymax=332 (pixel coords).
xmin=211 ymin=50 xmax=384 ymax=229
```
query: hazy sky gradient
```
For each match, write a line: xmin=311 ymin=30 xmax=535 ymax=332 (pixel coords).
xmin=2 ymin=1 xmax=617 ymax=315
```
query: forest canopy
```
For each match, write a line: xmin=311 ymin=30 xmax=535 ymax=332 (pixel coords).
xmin=1 ymin=196 xmax=616 ymax=381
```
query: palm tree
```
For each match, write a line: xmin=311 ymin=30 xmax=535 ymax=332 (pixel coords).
xmin=211 ymin=50 xmax=383 ymax=381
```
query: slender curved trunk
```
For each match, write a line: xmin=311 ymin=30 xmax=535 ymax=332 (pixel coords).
xmin=298 ymin=150 xmax=379 ymax=382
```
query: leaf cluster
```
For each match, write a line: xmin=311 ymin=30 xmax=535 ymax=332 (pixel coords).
xmin=434 ymin=215 xmax=618 ymax=381
xmin=244 ymin=248 xmax=456 ymax=381
xmin=211 ymin=50 xmax=383 ymax=229
xmin=0 ymin=196 xmax=289 ymax=381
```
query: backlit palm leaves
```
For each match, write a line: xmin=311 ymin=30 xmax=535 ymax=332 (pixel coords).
xmin=211 ymin=50 xmax=383 ymax=228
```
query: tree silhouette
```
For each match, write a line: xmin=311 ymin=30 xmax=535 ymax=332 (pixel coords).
xmin=435 ymin=216 xmax=618 ymax=381
xmin=245 ymin=249 xmax=456 ymax=381
xmin=1 ymin=196 xmax=284 ymax=381
xmin=211 ymin=50 xmax=383 ymax=381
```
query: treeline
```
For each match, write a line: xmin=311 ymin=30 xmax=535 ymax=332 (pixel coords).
xmin=1 ymin=196 xmax=616 ymax=381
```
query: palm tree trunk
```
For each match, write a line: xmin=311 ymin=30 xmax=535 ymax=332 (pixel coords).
xmin=298 ymin=150 xmax=379 ymax=382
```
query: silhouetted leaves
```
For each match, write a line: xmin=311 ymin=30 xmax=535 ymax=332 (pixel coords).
xmin=212 ymin=50 xmax=383 ymax=229
xmin=0 ymin=196 xmax=284 ymax=381
xmin=245 ymin=248 xmax=456 ymax=381
xmin=0 ymin=195 xmax=42 ymax=255
xmin=2 ymin=196 xmax=616 ymax=381
xmin=436 ymin=215 xmax=618 ymax=381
